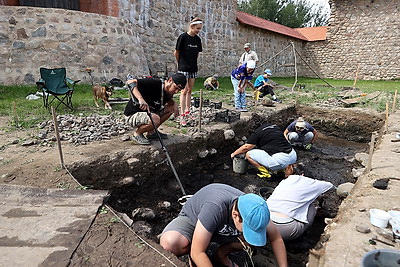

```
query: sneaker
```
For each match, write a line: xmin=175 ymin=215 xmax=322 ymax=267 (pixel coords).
xmin=236 ymin=107 xmax=242 ymax=111
xmin=185 ymin=111 xmax=196 ymax=121
xmin=272 ymin=98 xmax=282 ymax=103
xmin=180 ymin=116 xmax=187 ymax=127
xmin=126 ymin=74 xmax=134 ymax=81
xmin=146 ymin=131 xmax=168 ymax=139
xmin=240 ymin=108 xmax=248 ymax=112
xmin=132 ymin=134 xmax=151 ymax=145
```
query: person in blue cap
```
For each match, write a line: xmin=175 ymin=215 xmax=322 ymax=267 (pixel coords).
xmin=160 ymin=183 xmax=287 ymax=267
xmin=254 ymin=68 xmax=282 ymax=103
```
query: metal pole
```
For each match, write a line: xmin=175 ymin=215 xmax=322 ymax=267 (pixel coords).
xmin=51 ymin=106 xmax=64 ymax=168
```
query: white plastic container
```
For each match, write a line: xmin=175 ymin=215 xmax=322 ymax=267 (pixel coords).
xmin=369 ymin=209 xmax=391 ymax=228
xmin=389 ymin=219 xmax=400 ymax=237
xmin=388 ymin=210 xmax=400 ymax=220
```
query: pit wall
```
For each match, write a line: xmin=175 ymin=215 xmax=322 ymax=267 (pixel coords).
xmin=69 ymin=107 xmax=384 ymax=189
xmin=303 ymin=0 xmax=400 ymax=80
xmin=0 ymin=3 xmax=306 ymax=85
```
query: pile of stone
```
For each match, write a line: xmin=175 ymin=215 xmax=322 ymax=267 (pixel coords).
xmin=36 ymin=114 xmax=132 ymax=146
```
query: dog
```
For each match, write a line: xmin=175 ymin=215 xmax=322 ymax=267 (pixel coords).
xmin=93 ymin=84 xmax=113 ymax=110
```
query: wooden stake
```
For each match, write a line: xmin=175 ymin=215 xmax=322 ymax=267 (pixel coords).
xmin=392 ymin=89 xmax=398 ymax=113
xmin=51 ymin=106 xmax=64 ymax=168
xmin=385 ymin=101 xmax=389 ymax=133
xmin=365 ymin=131 xmax=377 ymax=173
xmin=198 ymin=89 xmax=203 ymax=132
xmin=12 ymin=102 xmax=19 ymax=127
xmin=353 ymin=65 xmax=360 ymax=89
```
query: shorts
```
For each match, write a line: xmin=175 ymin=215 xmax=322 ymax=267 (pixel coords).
xmin=178 ymin=71 xmax=198 ymax=79
xmin=247 ymin=148 xmax=297 ymax=171
xmin=162 ymin=215 xmax=241 ymax=245
xmin=125 ymin=112 xmax=150 ymax=128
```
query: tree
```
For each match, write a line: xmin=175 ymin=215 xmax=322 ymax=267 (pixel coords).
xmin=238 ymin=0 xmax=329 ymax=28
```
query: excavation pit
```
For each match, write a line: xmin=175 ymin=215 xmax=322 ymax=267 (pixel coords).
xmin=69 ymin=106 xmax=384 ymax=266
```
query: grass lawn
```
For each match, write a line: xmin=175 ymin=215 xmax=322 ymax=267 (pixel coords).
xmin=1 ymin=76 xmax=399 ymax=130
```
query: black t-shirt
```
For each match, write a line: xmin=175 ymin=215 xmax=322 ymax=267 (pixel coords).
xmin=247 ymin=123 xmax=293 ymax=155
xmin=175 ymin=32 xmax=202 ymax=72
xmin=124 ymin=78 xmax=172 ymax=116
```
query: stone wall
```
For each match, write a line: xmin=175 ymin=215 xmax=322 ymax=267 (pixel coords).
xmin=0 ymin=6 xmax=148 ymax=85
xmin=303 ymin=0 xmax=400 ymax=80
xmin=0 ymin=2 xmax=306 ymax=84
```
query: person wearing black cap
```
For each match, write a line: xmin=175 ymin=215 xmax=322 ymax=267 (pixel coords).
xmin=160 ymin=183 xmax=287 ymax=267
xmin=124 ymin=73 xmax=187 ymax=145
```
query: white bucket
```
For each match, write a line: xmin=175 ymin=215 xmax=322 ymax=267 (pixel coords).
xmin=388 ymin=210 xmax=400 ymax=221
xmin=232 ymin=155 xmax=248 ymax=174
xmin=369 ymin=209 xmax=391 ymax=228
xmin=389 ymin=219 xmax=400 ymax=237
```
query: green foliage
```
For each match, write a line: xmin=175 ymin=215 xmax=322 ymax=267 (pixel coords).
xmin=238 ymin=0 xmax=329 ymax=27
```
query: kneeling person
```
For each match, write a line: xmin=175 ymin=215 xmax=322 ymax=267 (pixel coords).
xmin=124 ymin=73 xmax=186 ymax=145
xmin=160 ymin=183 xmax=287 ymax=266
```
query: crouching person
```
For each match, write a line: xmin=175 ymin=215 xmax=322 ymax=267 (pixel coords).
xmin=267 ymin=163 xmax=333 ymax=241
xmin=284 ymin=117 xmax=318 ymax=150
xmin=124 ymin=73 xmax=186 ymax=145
xmin=160 ymin=183 xmax=288 ymax=267
xmin=231 ymin=122 xmax=297 ymax=178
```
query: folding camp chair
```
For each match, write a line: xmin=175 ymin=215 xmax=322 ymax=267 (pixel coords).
xmin=36 ymin=68 xmax=80 ymax=111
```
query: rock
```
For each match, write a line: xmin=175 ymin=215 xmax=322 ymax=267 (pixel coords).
xmin=126 ymin=158 xmax=139 ymax=165
xmin=117 ymin=212 xmax=133 ymax=227
xmin=376 ymin=228 xmax=395 ymax=241
xmin=121 ymin=134 xmax=130 ymax=141
xmin=11 ymin=139 xmax=19 ymax=144
xmin=373 ymin=178 xmax=389 ymax=190
xmin=356 ymin=224 xmax=371 ymax=234
xmin=119 ymin=176 xmax=134 ymax=185
xmin=131 ymin=221 xmax=152 ymax=236
xmin=355 ymin=152 xmax=369 ymax=166
xmin=336 ymin=182 xmax=354 ymax=197
xmin=223 ymin=129 xmax=235 ymax=140
xmin=157 ymin=201 xmax=171 ymax=210
xmin=352 ymin=168 xmax=365 ymax=178
xmin=131 ymin=207 xmax=155 ymax=221
xmin=223 ymin=164 xmax=230 ymax=170
xmin=198 ymin=150 xmax=209 ymax=158
xmin=209 ymin=148 xmax=217 ymax=155
xmin=21 ymin=139 xmax=35 ymax=146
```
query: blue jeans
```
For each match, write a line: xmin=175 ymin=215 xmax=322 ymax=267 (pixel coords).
xmin=231 ymin=76 xmax=246 ymax=109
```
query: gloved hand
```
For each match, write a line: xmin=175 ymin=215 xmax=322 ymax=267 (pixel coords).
xmin=304 ymin=143 xmax=312 ymax=150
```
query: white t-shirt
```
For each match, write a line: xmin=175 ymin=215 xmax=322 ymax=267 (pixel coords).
xmin=267 ymin=175 xmax=333 ymax=223
xmin=239 ymin=50 xmax=259 ymax=64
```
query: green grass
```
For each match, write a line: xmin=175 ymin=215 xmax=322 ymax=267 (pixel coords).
xmin=1 ymin=77 xmax=399 ymax=130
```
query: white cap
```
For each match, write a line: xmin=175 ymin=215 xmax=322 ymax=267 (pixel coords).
xmin=246 ymin=60 xmax=256 ymax=69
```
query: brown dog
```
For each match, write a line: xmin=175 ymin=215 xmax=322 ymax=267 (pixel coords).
xmin=93 ymin=84 xmax=113 ymax=110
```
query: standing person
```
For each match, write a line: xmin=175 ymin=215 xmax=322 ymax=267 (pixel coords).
xmin=267 ymin=163 xmax=333 ymax=241
xmin=283 ymin=117 xmax=318 ymax=150
xmin=175 ymin=17 xmax=203 ymax=127
xmin=239 ymin=43 xmax=259 ymax=66
xmin=124 ymin=73 xmax=187 ymax=145
xmin=254 ymin=68 xmax=282 ymax=103
xmin=231 ymin=122 xmax=297 ymax=178
xmin=160 ymin=183 xmax=288 ymax=267
xmin=203 ymin=74 xmax=219 ymax=91
xmin=231 ymin=60 xmax=256 ymax=112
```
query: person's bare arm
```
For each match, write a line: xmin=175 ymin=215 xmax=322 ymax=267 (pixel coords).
xmin=283 ymin=128 xmax=289 ymax=141
xmin=231 ymin=143 xmax=256 ymax=159
xmin=311 ymin=129 xmax=318 ymax=144
xmin=128 ymin=81 xmax=148 ymax=111
xmin=174 ymin=50 xmax=180 ymax=63
xmin=190 ymin=220 xmax=213 ymax=267
xmin=267 ymin=222 xmax=288 ymax=267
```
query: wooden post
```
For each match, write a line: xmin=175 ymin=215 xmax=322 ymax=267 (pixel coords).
xmin=51 ymin=107 xmax=65 ymax=168
xmin=353 ymin=65 xmax=360 ymax=89
xmin=385 ymin=101 xmax=389 ymax=133
xmin=12 ymin=102 xmax=19 ymax=127
xmin=365 ymin=132 xmax=377 ymax=173
xmin=198 ymin=89 xmax=203 ymax=132
xmin=392 ymin=90 xmax=398 ymax=113
xmin=290 ymin=42 xmax=298 ymax=92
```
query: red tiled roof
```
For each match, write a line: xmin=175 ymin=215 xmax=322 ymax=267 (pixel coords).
xmin=236 ymin=11 xmax=327 ymax=42
xmin=295 ymin=26 xmax=327 ymax=41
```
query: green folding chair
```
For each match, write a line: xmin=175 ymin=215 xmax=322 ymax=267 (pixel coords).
xmin=36 ymin=68 xmax=80 ymax=111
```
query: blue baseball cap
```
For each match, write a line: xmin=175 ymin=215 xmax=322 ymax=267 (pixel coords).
xmin=264 ymin=69 xmax=272 ymax=75
xmin=238 ymin=193 xmax=270 ymax=246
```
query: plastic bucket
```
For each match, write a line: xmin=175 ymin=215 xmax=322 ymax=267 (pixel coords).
xmin=389 ymin=219 xmax=400 ymax=237
xmin=233 ymin=155 xmax=248 ymax=174
xmin=388 ymin=210 xmax=400 ymax=221
xmin=369 ymin=209 xmax=391 ymax=228
xmin=361 ymin=249 xmax=400 ymax=267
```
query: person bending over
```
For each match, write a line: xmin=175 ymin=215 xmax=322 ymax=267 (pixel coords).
xmin=283 ymin=117 xmax=318 ymax=150
xmin=160 ymin=183 xmax=287 ymax=267
xmin=231 ymin=122 xmax=297 ymax=178
xmin=267 ymin=163 xmax=333 ymax=240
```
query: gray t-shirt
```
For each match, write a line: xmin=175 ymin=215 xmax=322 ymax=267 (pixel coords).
xmin=180 ymin=183 xmax=243 ymax=239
